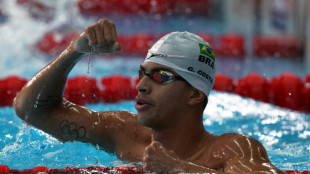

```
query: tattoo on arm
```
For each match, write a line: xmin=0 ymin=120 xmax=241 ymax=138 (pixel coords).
xmin=59 ymin=120 xmax=86 ymax=139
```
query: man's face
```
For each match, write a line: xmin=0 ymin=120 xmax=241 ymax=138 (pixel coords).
xmin=135 ymin=62 xmax=192 ymax=130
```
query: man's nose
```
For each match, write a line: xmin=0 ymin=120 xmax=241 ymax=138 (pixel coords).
xmin=136 ymin=76 xmax=151 ymax=94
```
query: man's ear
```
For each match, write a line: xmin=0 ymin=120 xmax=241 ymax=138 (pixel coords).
xmin=187 ymin=89 xmax=205 ymax=106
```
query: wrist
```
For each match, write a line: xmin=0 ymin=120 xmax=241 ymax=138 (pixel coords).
xmin=54 ymin=44 xmax=88 ymax=68
xmin=67 ymin=41 xmax=88 ymax=56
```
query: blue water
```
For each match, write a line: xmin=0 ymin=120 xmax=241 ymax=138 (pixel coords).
xmin=1 ymin=84 xmax=310 ymax=170
xmin=0 ymin=0 xmax=309 ymax=171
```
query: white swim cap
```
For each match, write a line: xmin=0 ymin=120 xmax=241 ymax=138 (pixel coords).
xmin=144 ymin=31 xmax=216 ymax=96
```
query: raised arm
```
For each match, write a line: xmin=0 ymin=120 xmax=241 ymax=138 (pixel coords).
xmin=13 ymin=19 xmax=152 ymax=161
xmin=14 ymin=18 xmax=120 ymax=119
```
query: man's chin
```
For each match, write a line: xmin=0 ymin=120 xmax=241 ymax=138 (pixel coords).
xmin=137 ymin=113 xmax=148 ymax=126
xmin=137 ymin=113 xmax=154 ymax=128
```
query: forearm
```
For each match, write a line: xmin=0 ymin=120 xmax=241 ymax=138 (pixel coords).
xmin=14 ymin=44 xmax=86 ymax=118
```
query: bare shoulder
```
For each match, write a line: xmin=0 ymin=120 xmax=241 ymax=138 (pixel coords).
xmin=212 ymin=133 xmax=261 ymax=146
xmin=210 ymin=133 xmax=284 ymax=173
xmin=217 ymin=132 xmax=251 ymax=139
xmin=216 ymin=133 xmax=260 ymax=144
xmin=213 ymin=133 xmax=268 ymax=158
xmin=205 ymin=133 xmax=267 ymax=166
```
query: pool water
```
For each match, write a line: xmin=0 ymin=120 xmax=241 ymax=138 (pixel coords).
xmin=0 ymin=78 xmax=310 ymax=170
xmin=0 ymin=0 xmax=309 ymax=171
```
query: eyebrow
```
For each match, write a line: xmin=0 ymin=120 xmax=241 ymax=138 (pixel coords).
xmin=139 ymin=65 xmax=172 ymax=73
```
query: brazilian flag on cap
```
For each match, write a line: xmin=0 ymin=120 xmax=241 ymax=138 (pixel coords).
xmin=199 ymin=43 xmax=215 ymax=61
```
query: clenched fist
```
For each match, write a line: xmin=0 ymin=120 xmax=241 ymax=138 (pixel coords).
xmin=143 ymin=141 xmax=184 ymax=173
xmin=71 ymin=18 xmax=121 ymax=54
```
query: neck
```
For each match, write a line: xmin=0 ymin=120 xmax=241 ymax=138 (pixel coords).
xmin=152 ymin=111 xmax=207 ymax=159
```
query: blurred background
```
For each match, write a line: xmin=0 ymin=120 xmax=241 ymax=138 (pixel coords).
xmin=0 ymin=0 xmax=309 ymax=77
xmin=0 ymin=1 xmax=310 ymax=171
xmin=0 ymin=0 xmax=310 ymax=111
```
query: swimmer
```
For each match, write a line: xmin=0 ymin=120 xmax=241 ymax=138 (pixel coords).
xmin=14 ymin=19 xmax=284 ymax=173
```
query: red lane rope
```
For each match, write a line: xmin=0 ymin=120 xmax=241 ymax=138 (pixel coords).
xmin=14 ymin=1 xmax=301 ymax=58
xmin=0 ymin=165 xmax=309 ymax=174
xmin=0 ymin=165 xmax=144 ymax=174
xmin=214 ymin=73 xmax=310 ymax=112
xmin=0 ymin=73 xmax=309 ymax=113
xmin=77 ymin=0 xmax=211 ymax=16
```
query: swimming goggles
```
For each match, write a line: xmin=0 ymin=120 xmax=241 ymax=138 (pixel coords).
xmin=138 ymin=69 xmax=186 ymax=84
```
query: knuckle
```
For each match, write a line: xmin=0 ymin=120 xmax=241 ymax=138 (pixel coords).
xmin=86 ymin=26 xmax=95 ymax=34
xmin=152 ymin=141 xmax=158 ymax=145
xmin=93 ymin=23 xmax=100 ymax=28
xmin=109 ymin=22 xmax=116 ymax=28
xmin=99 ymin=18 xmax=107 ymax=23
xmin=102 ymin=19 xmax=109 ymax=25
xmin=152 ymin=142 xmax=160 ymax=148
xmin=145 ymin=146 xmax=151 ymax=153
xmin=143 ymin=154 xmax=149 ymax=161
xmin=90 ymin=23 xmax=97 ymax=28
xmin=85 ymin=26 xmax=91 ymax=32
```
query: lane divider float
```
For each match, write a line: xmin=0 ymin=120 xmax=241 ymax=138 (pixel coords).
xmin=14 ymin=1 xmax=301 ymax=58
xmin=33 ymin=30 xmax=300 ymax=58
xmin=0 ymin=73 xmax=309 ymax=113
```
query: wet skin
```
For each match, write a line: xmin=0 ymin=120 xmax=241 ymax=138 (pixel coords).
xmin=13 ymin=18 xmax=284 ymax=173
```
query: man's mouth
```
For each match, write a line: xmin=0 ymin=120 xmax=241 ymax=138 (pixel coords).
xmin=135 ymin=97 xmax=151 ymax=111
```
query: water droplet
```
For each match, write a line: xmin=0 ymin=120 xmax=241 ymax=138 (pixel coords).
xmin=95 ymin=144 xmax=100 ymax=151
xmin=34 ymin=104 xmax=38 ymax=108
xmin=94 ymin=157 xmax=99 ymax=165
xmin=154 ymin=14 xmax=161 ymax=20
xmin=82 ymin=93 xmax=85 ymax=97
xmin=185 ymin=7 xmax=191 ymax=14
xmin=87 ymin=48 xmax=94 ymax=74
xmin=289 ymin=93 xmax=291 ymax=96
